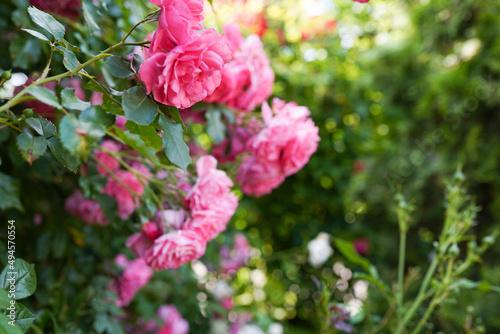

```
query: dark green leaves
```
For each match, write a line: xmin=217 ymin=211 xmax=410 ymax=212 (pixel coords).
xmin=333 ymin=237 xmax=379 ymax=279
xmin=105 ymin=56 xmax=134 ymax=79
xmin=122 ymin=87 xmax=158 ymax=125
xmin=206 ymin=108 xmax=226 ymax=144
xmin=28 ymin=86 xmax=61 ymax=109
xmin=125 ymin=121 xmax=162 ymax=151
xmin=0 ymin=173 xmax=22 ymax=211
xmin=82 ymin=0 xmax=101 ymax=32
xmin=0 ymin=290 xmax=9 ymax=309
xmin=131 ymin=54 xmax=144 ymax=73
xmin=6 ymin=303 xmax=36 ymax=332
xmin=47 ymin=138 xmax=81 ymax=173
xmin=0 ymin=259 xmax=37 ymax=300
xmin=0 ymin=313 xmax=23 ymax=334
xmin=55 ymin=46 xmax=79 ymax=71
xmin=59 ymin=113 xmax=105 ymax=157
xmin=16 ymin=133 xmax=47 ymax=164
xmin=25 ymin=115 xmax=56 ymax=137
xmin=61 ymin=88 xmax=91 ymax=110
xmin=27 ymin=6 xmax=65 ymax=41
xmin=158 ymin=114 xmax=191 ymax=170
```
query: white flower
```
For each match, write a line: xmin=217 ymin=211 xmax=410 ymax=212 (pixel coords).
xmin=308 ymin=232 xmax=333 ymax=268
xmin=268 ymin=323 xmax=284 ymax=334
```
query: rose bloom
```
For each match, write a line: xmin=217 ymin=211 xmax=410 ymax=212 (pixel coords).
xmin=149 ymin=0 xmax=204 ymax=52
xmin=95 ymin=140 xmax=120 ymax=175
xmin=30 ymin=0 xmax=81 ymax=18
xmin=184 ymin=156 xmax=238 ymax=240
xmin=102 ymin=170 xmax=145 ymax=220
xmin=157 ymin=305 xmax=189 ymax=334
xmin=140 ymin=29 xmax=232 ymax=109
xmin=65 ymin=190 xmax=108 ymax=226
xmin=204 ymin=24 xmax=274 ymax=112
xmin=144 ymin=230 xmax=207 ymax=270
xmin=110 ymin=256 xmax=153 ymax=307
xmin=236 ymin=157 xmax=285 ymax=197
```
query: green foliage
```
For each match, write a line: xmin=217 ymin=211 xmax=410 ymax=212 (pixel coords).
xmin=27 ymin=6 xmax=65 ymax=41
xmin=206 ymin=107 xmax=226 ymax=144
xmin=105 ymin=56 xmax=135 ymax=79
xmin=158 ymin=114 xmax=191 ymax=170
xmin=27 ymin=87 xmax=61 ymax=109
xmin=122 ymin=86 xmax=158 ymax=126
xmin=16 ymin=133 xmax=47 ymax=164
xmin=25 ymin=116 xmax=56 ymax=138
xmin=54 ymin=46 xmax=79 ymax=71
xmin=0 ymin=259 xmax=37 ymax=300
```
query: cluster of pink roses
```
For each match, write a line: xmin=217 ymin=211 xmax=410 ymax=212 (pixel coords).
xmin=204 ymin=24 xmax=274 ymax=112
xmin=127 ymin=155 xmax=238 ymax=270
xmin=66 ymin=139 xmax=148 ymax=224
xmin=140 ymin=0 xmax=232 ymax=109
xmin=236 ymin=98 xmax=320 ymax=196
xmin=110 ymin=254 xmax=153 ymax=307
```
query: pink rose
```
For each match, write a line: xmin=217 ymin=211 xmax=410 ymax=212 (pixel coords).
xmin=204 ymin=24 xmax=274 ymax=112
xmin=212 ymin=126 xmax=253 ymax=163
xmin=65 ymin=190 xmax=108 ymax=226
xmin=140 ymin=29 xmax=232 ymax=109
xmin=149 ymin=0 xmax=204 ymax=53
xmin=236 ymin=157 xmax=285 ymax=197
xmin=126 ymin=232 xmax=154 ymax=258
xmin=144 ymin=230 xmax=207 ymax=270
xmin=110 ymin=257 xmax=153 ymax=307
xmin=102 ymin=170 xmax=145 ymax=220
xmin=95 ymin=140 xmax=120 ymax=175
xmin=154 ymin=209 xmax=186 ymax=230
xmin=157 ymin=305 xmax=189 ymax=334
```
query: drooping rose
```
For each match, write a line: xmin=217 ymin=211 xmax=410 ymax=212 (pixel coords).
xmin=140 ymin=29 xmax=232 ymax=109
xmin=109 ymin=256 xmax=153 ymax=307
xmin=95 ymin=140 xmax=121 ymax=176
xmin=144 ymin=230 xmax=207 ymax=270
xmin=102 ymin=170 xmax=145 ymax=220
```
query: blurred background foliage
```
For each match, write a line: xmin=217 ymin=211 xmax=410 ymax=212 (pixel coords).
xmin=0 ymin=0 xmax=499 ymax=332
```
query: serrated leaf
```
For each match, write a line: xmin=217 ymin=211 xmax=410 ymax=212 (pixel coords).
xmin=79 ymin=106 xmax=115 ymax=131
xmin=113 ymin=127 xmax=159 ymax=167
xmin=25 ymin=115 xmax=56 ymax=138
xmin=54 ymin=46 xmax=79 ymax=71
xmin=61 ymin=88 xmax=91 ymax=110
xmin=21 ymin=28 xmax=49 ymax=41
xmin=105 ymin=56 xmax=134 ymax=79
xmin=206 ymin=108 xmax=226 ymax=144
xmin=84 ymin=80 xmax=108 ymax=94
xmin=28 ymin=86 xmax=61 ymax=109
xmin=0 ymin=173 xmax=22 ymax=211
xmin=158 ymin=114 xmax=190 ymax=170
xmin=3 ymin=303 xmax=36 ymax=332
xmin=131 ymin=54 xmax=144 ymax=73
xmin=159 ymin=104 xmax=186 ymax=131
xmin=122 ymin=86 xmax=158 ymax=126
xmin=125 ymin=121 xmax=162 ymax=151
xmin=59 ymin=114 xmax=104 ymax=157
xmin=47 ymin=137 xmax=81 ymax=173
xmin=82 ymin=0 xmax=100 ymax=32
xmin=16 ymin=133 xmax=47 ymax=164
xmin=102 ymin=95 xmax=123 ymax=114
xmin=0 ymin=313 xmax=23 ymax=334
xmin=0 ymin=259 xmax=37 ymax=299
xmin=27 ymin=6 xmax=65 ymax=40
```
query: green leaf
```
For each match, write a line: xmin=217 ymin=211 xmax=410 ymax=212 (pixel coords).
xmin=159 ymin=104 xmax=186 ymax=131
xmin=95 ymin=194 xmax=118 ymax=223
xmin=122 ymin=86 xmax=158 ymax=126
xmin=220 ymin=105 xmax=236 ymax=124
xmin=131 ymin=54 xmax=144 ymax=73
xmin=27 ymin=6 xmax=65 ymax=40
xmin=0 ymin=290 xmax=9 ymax=309
xmin=3 ymin=303 xmax=36 ymax=332
xmin=47 ymin=137 xmax=81 ymax=173
xmin=102 ymin=95 xmax=123 ymax=114
xmin=158 ymin=114 xmax=191 ymax=170
xmin=206 ymin=108 xmax=226 ymax=144
xmin=113 ymin=127 xmax=159 ymax=167
xmin=449 ymin=279 xmax=500 ymax=293
xmin=82 ymin=0 xmax=100 ymax=32
xmin=0 ymin=259 xmax=37 ymax=299
xmin=125 ymin=121 xmax=162 ymax=151
xmin=28 ymin=86 xmax=61 ymax=109
xmin=84 ymin=80 xmax=108 ymax=94
xmin=59 ymin=114 xmax=104 ymax=157
xmin=16 ymin=133 xmax=47 ymax=164
xmin=0 ymin=313 xmax=23 ymax=334
xmin=61 ymin=88 xmax=91 ymax=110
xmin=54 ymin=46 xmax=79 ymax=71
xmin=21 ymin=28 xmax=49 ymax=41
xmin=79 ymin=106 xmax=115 ymax=131
xmin=25 ymin=115 xmax=56 ymax=138
xmin=0 ymin=173 xmax=22 ymax=211
xmin=105 ymin=56 xmax=134 ymax=79
xmin=333 ymin=237 xmax=378 ymax=278
xmin=10 ymin=38 xmax=41 ymax=70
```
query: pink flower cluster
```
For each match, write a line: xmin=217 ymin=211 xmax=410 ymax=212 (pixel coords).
xmin=127 ymin=155 xmax=238 ymax=270
xmin=236 ymin=98 xmax=320 ymax=197
xmin=65 ymin=139 xmax=148 ymax=223
xmin=157 ymin=305 xmax=189 ymax=334
xmin=110 ymin=254 xmax=153 ymax=307
xmin=204 ymin=24 xmax=274 ymax=112
xmin=140 ymin=0 xmax=232 ymax=108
